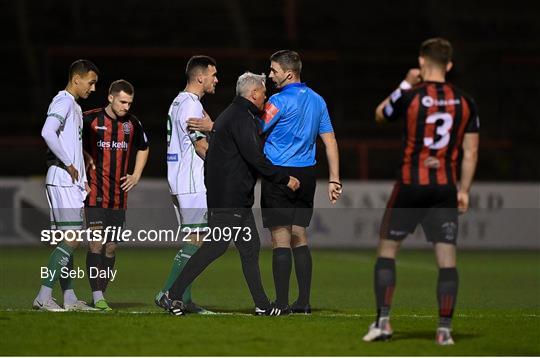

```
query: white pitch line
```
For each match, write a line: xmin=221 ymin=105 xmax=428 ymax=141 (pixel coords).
xmin=1 ymin=309 xmax=538 ymax=319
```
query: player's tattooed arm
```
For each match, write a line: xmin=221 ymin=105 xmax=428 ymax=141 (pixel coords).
xmin=121 ymin=148 xmax=149 ymax=192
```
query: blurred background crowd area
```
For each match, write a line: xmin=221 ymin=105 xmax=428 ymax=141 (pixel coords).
xmin=3 ymin=0 xmax=539 ymax=180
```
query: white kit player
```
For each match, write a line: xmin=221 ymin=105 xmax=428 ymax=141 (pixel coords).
xmin=155 ymin=55 xmax=218 ymax=314
xmin=33 ymin=59 xmax=99 ymax=311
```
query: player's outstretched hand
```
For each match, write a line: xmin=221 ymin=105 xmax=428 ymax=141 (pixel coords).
xmin=84 ymin=182 xmax=91 ymax=194
xmin=405 ymin=68 xmax=422 ymax=86
xmin=66 ymin=164 xmax=79 ymax=184
xmin=121 ymin=173 xmax=141 ymax=192
xmin=328 ymin=181 xmax=342 ymax=204
xmin=287 ymin=176 xmax=300 ymax=191
xmin=187 ymin=110 xmax=213 ymax=132
xmin=457 ymin=190 xmax=469 ymax=214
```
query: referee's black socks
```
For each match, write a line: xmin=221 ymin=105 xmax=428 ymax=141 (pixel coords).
xmin=293 ymin=245 xmax=312 ymax=306
xmin=273 ymin=248 xmax=292 ymax=307
xmin=437 ymin=267 xmax=458 ymax=329
xmin=374 ymin=257 xmax=396 ymax=323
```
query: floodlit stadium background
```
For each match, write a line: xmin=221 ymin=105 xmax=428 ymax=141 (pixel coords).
xmin=3 ymin=0 xmax=539 ymax=180
xmin=0 ymin=1 xmax=539 ymax=356
xmin=2 ymin=0 xmax=538 ymax=247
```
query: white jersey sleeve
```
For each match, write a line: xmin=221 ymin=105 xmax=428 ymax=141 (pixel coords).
xmin=167 ymin=92 xmax=206 ymax=195
xmin=44 ymin=91 xmax=87 ymax=189
xmin=42 ymin=118 xmax=71 ymax=166
xmin=174 ymin=98 xmax=205 ymax=142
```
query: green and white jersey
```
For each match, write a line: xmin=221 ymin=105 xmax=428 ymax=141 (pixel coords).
xmin=166 ymin=91 xmax=206 ymax=195
xmin=44 ymin=90 xmax=87 ymax=189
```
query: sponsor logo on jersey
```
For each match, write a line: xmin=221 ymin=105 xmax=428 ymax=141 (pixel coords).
xmin=421 ymin=96 xmax=461 ymax=107
xmin=167 ymin=153 xmax=178 ymax=162
xmin=97 ymin=139 xmax=128 ymax=150
xmin=94 ymin=125 xmax=108 ymax=130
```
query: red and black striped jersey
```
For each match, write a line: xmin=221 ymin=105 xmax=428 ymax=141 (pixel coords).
xmin=83 ymin=108 xmax=149 ymax=209
xmin=383 ymin=81 xmax=479 ymax=186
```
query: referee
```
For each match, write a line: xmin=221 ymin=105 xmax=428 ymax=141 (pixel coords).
xmin=261 ymin=50 xmax=341 ymax=313
xmin=167 ymin=72 xmax=300 ymax=316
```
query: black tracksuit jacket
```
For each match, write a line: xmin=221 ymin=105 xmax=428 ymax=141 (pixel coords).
xmin=205 ymin=96 xmax=289 ymax=209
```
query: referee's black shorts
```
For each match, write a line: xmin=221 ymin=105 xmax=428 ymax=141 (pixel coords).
xmin=261 ymin=165 xmax=316 ymax=228
xmin=379 ymin=182 xmax=459 ymax=244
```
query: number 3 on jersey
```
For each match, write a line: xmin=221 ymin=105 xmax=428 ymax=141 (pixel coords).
xmin=424 ymin=112 xmax=453 ymax=150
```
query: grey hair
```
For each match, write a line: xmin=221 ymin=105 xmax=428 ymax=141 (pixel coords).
xmin=236 ymin=72 xmax=266 ymax=97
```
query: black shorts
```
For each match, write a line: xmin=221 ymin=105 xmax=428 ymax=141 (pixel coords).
xmin=261 ymin=165 xmax=316 ymax=228
xmin=380 ymin=183 xmax=458 ymax=244
xmin=86 ymin=207 xmax=126 ymax=243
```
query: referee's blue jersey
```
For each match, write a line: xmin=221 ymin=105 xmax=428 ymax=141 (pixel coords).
xmin=260 ymin=83 xmax=334 ymax=167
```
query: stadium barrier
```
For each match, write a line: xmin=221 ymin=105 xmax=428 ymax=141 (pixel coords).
xmin=0 ymin=178 xmax=538 ymax=249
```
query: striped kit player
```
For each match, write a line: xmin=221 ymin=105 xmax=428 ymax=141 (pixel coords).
xmin=83 ymin=108 xmax=148 ymax=211
xmin=364 ymin=38 xmax=480 ymax=345
xmin=82 ymin=79 xmax=149 ymax=311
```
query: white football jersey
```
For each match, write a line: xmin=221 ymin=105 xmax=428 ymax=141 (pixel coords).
xmin=166 ymin=91 xmax=206 ymax=195
xmin=44 ymin=90 xmax=87 ymax=188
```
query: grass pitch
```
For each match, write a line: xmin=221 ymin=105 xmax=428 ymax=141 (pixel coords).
xmin=0 ymin=247 xmax=539 ymax=356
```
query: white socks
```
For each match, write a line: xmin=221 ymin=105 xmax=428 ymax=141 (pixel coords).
xmin=92 ymin=290 xmax=104 ymax=303
xmin=37 ymin=285 xmax=53 ymax=302
xmin=63 ymin=289 xmax=78 ymax=305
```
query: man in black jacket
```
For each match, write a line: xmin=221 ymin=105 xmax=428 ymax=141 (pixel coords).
xmin=167 ymin=72 xmax=300 ymax=316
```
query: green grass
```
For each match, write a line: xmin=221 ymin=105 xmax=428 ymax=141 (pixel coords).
xmin=0 ymin=247 xmax=539 ymax=356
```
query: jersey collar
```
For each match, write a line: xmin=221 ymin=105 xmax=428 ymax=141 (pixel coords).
xmin=182 ymin=91 xmax=200 ymax=100
xmin=281 ymin=82 xmax=306 ymax=91
xmin=61 ymin=90 xmax=76 ymax=101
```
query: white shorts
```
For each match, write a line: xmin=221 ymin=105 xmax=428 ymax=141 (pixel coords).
xmin=172 ymin=192 xmax=208 ymax=231
xmin=46 ymin=185 xmax=86 ymax=230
